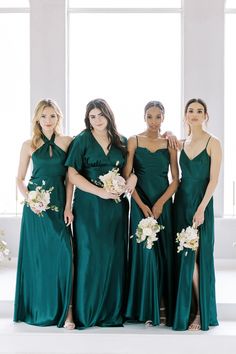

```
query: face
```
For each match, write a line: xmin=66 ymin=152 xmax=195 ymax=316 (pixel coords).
xmin=89 ymin=108 xmax=108 ymax=132
xmin=38 ymin=106 xmax=58 ymax=133
xmin=145 ymin=106 xmax=164 ymax=132
xmin=185 ymin=102 xmax=206 ymax=127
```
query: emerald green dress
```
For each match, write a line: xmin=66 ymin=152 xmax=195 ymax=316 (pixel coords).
xmin=125 ymin=138 xmax=174 ymax=326
xmin=14 ymin=134 xmax=73 ymax=327
xmin=65 ymin=129 xmax=129 ymax=329
xmin=173 ymin=137 xmax=218 ymax=331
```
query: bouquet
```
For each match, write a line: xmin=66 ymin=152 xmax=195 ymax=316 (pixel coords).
xmin=134 ymin=216 xmax=165 ymax=249
xmin=24 ymin=180 xmax=59 ymax=217
xmin=95 ymin=161 xmax=126 ymax=203
xmin=0 ymin=230 xmax=10 ymax=262
xmin=176 ymin=225 xmax=199 ymax=256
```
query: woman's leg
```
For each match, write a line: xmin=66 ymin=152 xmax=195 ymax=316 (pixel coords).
xmin=188 ymin=256 xmax=200 ymax=331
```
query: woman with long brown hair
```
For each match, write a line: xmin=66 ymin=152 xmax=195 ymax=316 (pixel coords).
xmin=173 ymin=98 xmax=222 ymax=331
xmin=66 ymin=98 xmax=136 ymax=329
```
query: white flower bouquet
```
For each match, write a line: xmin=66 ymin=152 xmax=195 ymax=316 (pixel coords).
xmin=0 ymin=230 xmax=10 ymax=262
xmin=134 ymin=216 xmax=165 ymax=249
xmin=96 ymin=161 xmax=126 ymax=203
xmin=25 ymin=180 xmax=59 ymax=216
xmin=176 ymin=225 xmax=199 ymax=256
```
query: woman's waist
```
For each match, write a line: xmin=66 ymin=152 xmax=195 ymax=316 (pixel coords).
xmin=181 ymin=176 xmax=209 ymax=182
xmin=179 ymin=177 xmax=209 ymax=190
xmin=136 ymin=176 xmax=169 ymax=190
xmin=30 ymin=175 xmax=65 ymax=181
xmin=28 ymin=175 xmax=65 ymax=189
xmin=81 ymin=167 xmax=123 ymax=181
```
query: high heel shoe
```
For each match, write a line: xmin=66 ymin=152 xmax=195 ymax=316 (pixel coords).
xmin=188 ymin=314 xmax=201 ymax=331
xmin=160 ymin=307 xmax=166 ymax=325
xmin=63 ymin=320 xmax=75 ymax=330
xmin=63 ymin=305 xmax=75 ymax=330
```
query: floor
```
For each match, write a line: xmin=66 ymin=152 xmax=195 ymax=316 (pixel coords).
xmin=0 ymin=258 xmax=236 ymax=354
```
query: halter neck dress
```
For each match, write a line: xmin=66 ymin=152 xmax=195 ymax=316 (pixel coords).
xmin=14 ymin=133 xmax=73 ymax=327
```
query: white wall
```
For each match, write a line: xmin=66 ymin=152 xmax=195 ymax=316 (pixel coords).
xmin=183 ymin=0 xmax=225 ymax=216
xmin=30 ymin=0 xmax=67 ymax=122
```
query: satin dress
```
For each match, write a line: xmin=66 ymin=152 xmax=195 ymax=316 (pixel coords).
xmin=173 ymin=137 xmax=218 ymax=331
xmin=125 ymin=138 xmax=174 ymax=326
xmin=65 ymin=129 xmax=129 ymax=329
xmin=14 ymin=134 xmax=73 ymax=327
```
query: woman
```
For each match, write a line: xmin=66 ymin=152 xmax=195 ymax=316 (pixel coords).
xmin=173 ymin=98 xmax=222 ymax=331
xmin=65 ymin=98 xmax=136 ymax=329
xmin=14 ymin=99 xmax=74 ymax=329
xmin=124 ymin=101 xmax=179 ymax=326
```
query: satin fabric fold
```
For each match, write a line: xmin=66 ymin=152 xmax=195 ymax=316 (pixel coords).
xmin=173 ymin=149 xmax=218 ymax=331
xmin=125 ymin=147 xmax=174 ymax=326
xmin=65 ymin=130 xmax=129 ymax=329
xmin=14 ymin=134 xmax=73 ymax=327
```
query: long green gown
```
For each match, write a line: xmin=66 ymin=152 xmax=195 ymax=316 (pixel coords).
xmin=173 ymin=138 xmax=218 ymax=331
xmin=65 ymin=129 xmax=129 ymax=329
xmin=14 ymin=134 xmax=73 ymax=327
xmin=125 ymin=139 xmax=174 ymax=326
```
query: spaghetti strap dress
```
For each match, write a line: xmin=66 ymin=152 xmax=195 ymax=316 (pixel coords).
xmin=173 ymin=136 xmax=218 ymax=331
xmin=125 ymin=136 xmax=174 ymax=326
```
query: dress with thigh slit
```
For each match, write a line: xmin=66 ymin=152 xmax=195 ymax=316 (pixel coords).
xmin=173 ymin=137 xmax=218 ymax=331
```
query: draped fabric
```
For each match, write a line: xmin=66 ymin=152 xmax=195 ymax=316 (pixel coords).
xmin=65 ymin=130 xmax=129 ymax=329
xmin=173 ymin=146 xmax=218 ymax=331
xmin=125 ymin=146 xmax=174 ymax=326
xmin=14 ymin=134 xmax=72 ymax=327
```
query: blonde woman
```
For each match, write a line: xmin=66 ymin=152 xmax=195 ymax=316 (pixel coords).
xmin=14 ymin=99 xmax=75 ymax=329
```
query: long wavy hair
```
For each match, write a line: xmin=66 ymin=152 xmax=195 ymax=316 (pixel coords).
xmin=84 ymin=98 xmax=127 ymax=156
xmin=184 ymin=98 xmax=209 ymax=136
xmin=31 ymin=99 xmax=63 ymax=149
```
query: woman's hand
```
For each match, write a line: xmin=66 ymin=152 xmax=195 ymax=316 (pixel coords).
xmin=193 ymin=207 xmax=205 ymax=227
xmin=98 ymin=188 xmax=120 ymax=200
xmin=125 ymin=174 xmax=137 ymax=195
xmin=163 ymin=131 xmax=179 ymax=150
xmin=64 ymin=207 xmax=74 ymax=226
xmin=152 ymin=200 xmax=164 ymax=219
xmin=167 ymin=134 xmax=179 ymax=150
xmin=140 ymin=203 xmax=154 ymax=218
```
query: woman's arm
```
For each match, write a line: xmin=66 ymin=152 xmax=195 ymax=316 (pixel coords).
xmin=193 ymin=137 xmax=222 ymax=226
xmin=62 ymin=136 xmax=74 ymax=225
xmin=68 ymin=167 xmax=119 ymax=200
xmin=122 ymin=137 xmax=137 ymax=194
xmin=16 ymin=141 xmax=32 ymax=199
xmin=152 ymin=147 xmax=179 ymax=219
xmin=64 ymin=175 xmax=74 ymax=226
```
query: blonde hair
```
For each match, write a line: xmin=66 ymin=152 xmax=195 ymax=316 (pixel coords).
xmin=31 ymin=99 xmax=63 ymax=149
